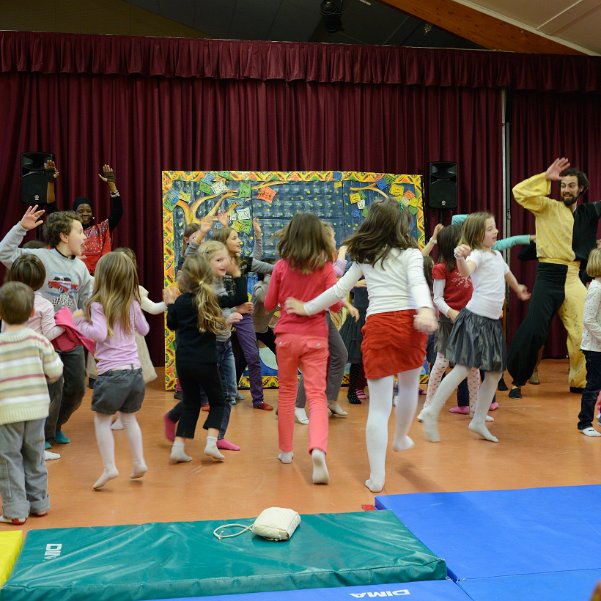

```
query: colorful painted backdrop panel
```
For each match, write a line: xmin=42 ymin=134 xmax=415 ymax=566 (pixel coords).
xmin=162 ymin=170 xmax=424 ymax=389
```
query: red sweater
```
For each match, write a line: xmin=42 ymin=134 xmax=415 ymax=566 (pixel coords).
xmin=264 ymin=259 xmax=343 ymax=338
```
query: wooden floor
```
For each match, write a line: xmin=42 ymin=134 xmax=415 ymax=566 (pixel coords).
xmin=9 ymin=358 xmax=601 ymax=533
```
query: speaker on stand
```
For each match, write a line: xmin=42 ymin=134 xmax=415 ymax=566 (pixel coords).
xmin=427 ymin=161 xmax=458 ymax=226
xmin=21 ymin=151 xmax=54 ymax=205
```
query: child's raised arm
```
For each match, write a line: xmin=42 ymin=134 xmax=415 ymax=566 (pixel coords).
xmin=0 ymin=205 xmax=45 ymax=267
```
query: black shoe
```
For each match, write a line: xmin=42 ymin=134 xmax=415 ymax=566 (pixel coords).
xmin=570 ymin=387 xmax=585 ymax=394
xmin=347 ymin=391 xmax=362 ymax=405
xmin=497 ymin=377 xmax=508 ymax=391
xmin=508 ymin=386 xmax=522 ymax=399
xmin=88 ymin=378 xmax=95 ymax=390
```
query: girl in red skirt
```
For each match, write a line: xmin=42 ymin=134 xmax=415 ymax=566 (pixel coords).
xmin=286 ymin=198 xmax=437 ymax=493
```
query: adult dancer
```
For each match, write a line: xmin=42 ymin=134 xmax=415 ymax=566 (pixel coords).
xmin=507 ymin=158 xmax=601 ymax=398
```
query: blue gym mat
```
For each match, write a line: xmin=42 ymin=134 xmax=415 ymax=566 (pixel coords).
xmin=375 ymin=485 xmax=601 ymax=581
xmin=459 ymin=569 xmax=601 ymax=600
xmin=147 ymin=579 xmax=472 ymax=601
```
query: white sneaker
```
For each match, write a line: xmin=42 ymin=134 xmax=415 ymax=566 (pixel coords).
xmin=580 ymin=427 xmax=601 ymax=437
xmin=294 ymin=408 xmax=309 ymax=425
xmin=328 ymin=402 xmax=348 ymax=417
xmin=44 ymin=450 xmax=61 ymax=461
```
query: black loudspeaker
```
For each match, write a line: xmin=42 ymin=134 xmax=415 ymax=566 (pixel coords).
xmin=21 ymin=151 xmax=54 ymax=204
xmin=428 ymin=161 xmax=457 ymax=209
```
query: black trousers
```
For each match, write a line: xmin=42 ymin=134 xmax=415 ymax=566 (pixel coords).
xmin=507 ymin=263 xmax=567 ymax=386
xmin=176 ymin=362 xmax=225 ymax=438
xmin=578 ymin=350 xmax=601 ymax=430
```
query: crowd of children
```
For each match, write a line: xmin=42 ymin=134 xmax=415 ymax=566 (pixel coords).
xmin=2 ymin=168 xmax=601 ymax=524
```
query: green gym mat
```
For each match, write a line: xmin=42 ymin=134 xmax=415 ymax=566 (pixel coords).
xmin=0 ymin=510 xmax=446 ymax=601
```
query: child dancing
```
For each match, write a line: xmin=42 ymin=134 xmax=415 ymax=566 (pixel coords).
xmin=73 ymin=252 xmax=149 ymax=489
xmin=286 ymin=198 xmax=437 ymax=492
xmin=577 ymin=248 xmax=601 ymax=437
xmin=420 ymin=212 xmax=530 ymax=443
xmin=264 ymin=213 xmax=343 ymax=484
xmin=164 ymin=255 xmax=227 ymax=463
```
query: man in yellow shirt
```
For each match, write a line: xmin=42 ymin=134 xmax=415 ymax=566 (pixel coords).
xmin=508 ymin=157 xmax=600 ymax=398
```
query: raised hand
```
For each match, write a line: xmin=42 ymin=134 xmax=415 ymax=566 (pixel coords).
xmin=252 ymin=217 xmax=262 ymax=238
xmin=216 ymin=211 xmax=230 ymax=228
xmin=98 ymin=164 xmax=116 ymax=183
xmin=162 ymin=287 xmax=180 ymax=305
xmin=545 ymin=157 xmax=570 ymax=181
xmin=454 ymin=244 xmax=471 ymax=259
xmin=44 ymin=160 xmax=59 ymax=180
xmin=20 ymin=205 xmax=45 ymax=231
xmin=432 ymin=223 xmax=444 ymax=238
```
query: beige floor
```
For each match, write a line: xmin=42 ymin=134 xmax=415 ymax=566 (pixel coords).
xmin=8 ymin=358 xmax=600 ymax=533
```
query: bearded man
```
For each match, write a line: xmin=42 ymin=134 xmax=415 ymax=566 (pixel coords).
xmin=507 ymin=158 xmax=600 ymax=398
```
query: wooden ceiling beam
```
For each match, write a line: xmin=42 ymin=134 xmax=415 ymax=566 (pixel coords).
xmin=380 ymin=0 xmax=584 ymax=54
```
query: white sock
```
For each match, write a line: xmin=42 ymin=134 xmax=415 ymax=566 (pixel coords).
xmin=170 ymin=440 xmax=192 ymax=463
xmin=111 ymin=414 xmax=124 ymax=430
xmin=421 ymin=365 xmax=471 ymax=442
xmin=311 ymin=448 xmax=329 ymax=484
xmin=364 ymin=376 xmax=394 ymax=491
xmin=468 ymin=371 xmax=500 ymax=443
xmin=278 ymin=451 xmax=294 ymax=464
xmin=393 ymin=368 xmax=420 ymax=451
xmin=93 ymin=413 xmax=119 ymax=489
xmin=120 ymin=413 xmax=147 ymax=479
xmin=294 ymin=408 xmax=309 ymax=425
xmin=204 ymin=435 xmax=224 ymax=461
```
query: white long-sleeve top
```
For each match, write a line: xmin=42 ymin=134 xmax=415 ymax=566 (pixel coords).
xmin=304 ymin=247 xmax=432 ymax=316
xmin=582 ymin=278 xmax=601 ymax=352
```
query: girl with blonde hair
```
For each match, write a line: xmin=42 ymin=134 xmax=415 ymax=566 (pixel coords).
xmin=74 ymin=251 xmax=149 ymax=490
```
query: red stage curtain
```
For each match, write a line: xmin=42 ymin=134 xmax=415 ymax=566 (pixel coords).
xmin=0 ymin=31 xmax=598 ymax=363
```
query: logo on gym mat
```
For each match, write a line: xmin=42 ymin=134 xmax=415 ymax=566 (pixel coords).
xmin=43 ymin=543 xmax=62 ymax=560
xmin=350 ymin=590 xmax=410 ymax=597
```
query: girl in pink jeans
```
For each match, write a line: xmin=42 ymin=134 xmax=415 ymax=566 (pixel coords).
xmin=264 ymin=213 xmax=343 ymax=485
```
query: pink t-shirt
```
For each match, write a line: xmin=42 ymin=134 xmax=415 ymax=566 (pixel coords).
xmin=264 ymin=260 xmax=343 ymax=338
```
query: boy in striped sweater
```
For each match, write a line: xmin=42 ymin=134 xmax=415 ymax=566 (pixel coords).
xmin=0 ymin=282 xmax=63 ymax=525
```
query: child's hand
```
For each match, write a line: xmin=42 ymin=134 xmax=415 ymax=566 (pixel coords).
xmin=216 ymin=211 xmax=230 ymax=228
xmin=414 ymin=307 xmax=438 ymax=334
xmin=163 ymin=287 xmax=179 ymax=305
xmin=284 ymin=298 xmax=307 ymax=316
xmin=454 ymin=244 xmax=471 ymax=259
xmin=347 ymin=305 xmax=360 ymax=322
xmin=20 ymin=205 xmax=45 ymax=231
xmin=72 ymin=309 xmax=84 ymax=319
xmin=432 ymin=223 xmax=444 ymax=239
xmin=252 ymin=218 xmax=262 ymax=238
xmin=448 ymin=308 xmax=459 ymax=323
xmin=354 ymin=279 xmax=367 ymax=288
xmin=235 ymin=301 xmax=253 ymax=315
xmin=226 ymin=311 xmax=243 ymax=326
xmin=515 ymin=284 xmax=531 ymax=301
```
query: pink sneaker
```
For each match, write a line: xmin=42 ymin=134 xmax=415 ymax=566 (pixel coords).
xmin=449 ymin=406 xmax=470 ymax=415
xmin=163 ymin=413 xmax=176 ymax=442
xmin=355 ymin=388 xmax=368 ymax=401
xmin=217 ymin=439 xmax=241 ymax=451
xmin=489 ymin=402 xmax=500 ymax=411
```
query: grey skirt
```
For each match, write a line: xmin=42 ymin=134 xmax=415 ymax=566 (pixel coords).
xmin=435 ymin=314 xmax=453 ymax=354
xmin=446 ymin=308 xmax=506 ymax=372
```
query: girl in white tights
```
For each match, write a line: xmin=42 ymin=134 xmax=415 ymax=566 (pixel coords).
xmin=286 ymin=198 xmax=437 ymax=493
